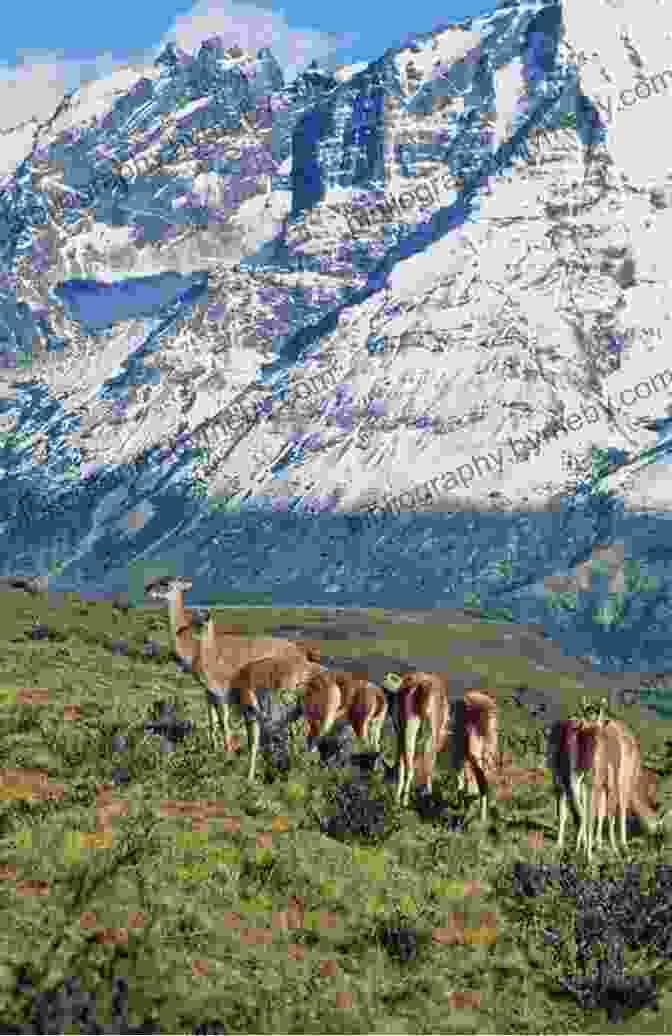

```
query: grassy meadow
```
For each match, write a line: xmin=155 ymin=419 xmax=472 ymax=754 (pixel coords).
xmin=1 ymin=589 xmax=672 ymax=1033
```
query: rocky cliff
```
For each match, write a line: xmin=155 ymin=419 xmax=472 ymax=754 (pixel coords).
xmin=1 ymin=0 xmax=672 ymax=669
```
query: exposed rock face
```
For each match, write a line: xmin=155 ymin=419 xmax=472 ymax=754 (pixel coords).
xmin=0 ymin=2 xmax=671 ymax=669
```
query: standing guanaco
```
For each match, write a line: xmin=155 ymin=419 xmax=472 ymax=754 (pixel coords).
xmin=548 ymin=716 xmax=662 ymax=859
xmin=389 ymin=672 xmax=498 ymax=819
xmin=302 ymin=669 xmax=387 ymax=751
xmin=218 ymin=651 xmax=326 ymax=781
xmin=145 ymin=577 xmax=318 ymax=752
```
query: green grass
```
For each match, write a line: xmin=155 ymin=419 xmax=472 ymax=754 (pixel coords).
xmin=1 ymin=591 xmax=672 ymax=1032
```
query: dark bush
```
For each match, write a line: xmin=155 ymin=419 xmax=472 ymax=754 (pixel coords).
xmin=319 ymin=779 xmax=389 ymax=841
xmin=109 ymin=639 xmax=130 ymax=656
xmin=510 ymin=860 xmax=574 ymax=898
xmin=558 ymin=965 xmax=659 ymax=1024
xmin=378 ymin=922 xmax=419 ymax=963
xmin=143 ymin=701 xmax=193 ymax=744
xmin=508 ymin=859 xmax=672 ymax=1025
xmin=28 ymin=623 xmax=51 ymax=640
xmin=111 ymin=733 xmax=129 ymax=753
xmin=2 ymin=971 xmax=162 ymax=1033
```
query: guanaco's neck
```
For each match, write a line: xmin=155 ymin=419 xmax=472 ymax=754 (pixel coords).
xmin=174 ymin=625 xmax=202 ymax=675
xmin=167 ymin=589 xmax=202 ymax=675
xmin=168 ymin=589 xmax=189 ymax=638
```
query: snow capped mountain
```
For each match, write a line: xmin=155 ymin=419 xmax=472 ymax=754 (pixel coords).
xmin=333 ymin=62 xmax=371 ymax=83
xmin=1 ymin=0 xmax=672 ymax=658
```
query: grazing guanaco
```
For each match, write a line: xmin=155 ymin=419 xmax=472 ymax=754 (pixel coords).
xmin=390 ymin=672 xmax=450 ymax=807
xmin=146 ymin=577 xmax=318 ymax=752
xmin=302 ymin=669 xmax=387 ymax=751
xmin=579 ymin=718 xmax=642 ymax=860
xmin=548 ymin=716 xmax=661 ymax=859
xmin=583 ymin=718 xmax=667 ymax=860
xmin=453 ymin=689 xmax=498 ymax=822
xmin=389 ymin=672 xmax=498 ymax=819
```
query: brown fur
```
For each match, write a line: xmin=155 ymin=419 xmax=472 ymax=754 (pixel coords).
xmin=580 ymin=719 xmax=636 ymax=859
xmin=458 ymin=690 xmax=499 ymax=815
xmin=292 ymin=640 xmax=322 ymax=663
xmin=588 ymin=719 xmax=661 ymax=855
xmin=605 ymin=757 xmax=657 ymax=816
xmin=231 ymin=654 xmax=321 ymax=699
xmin=204 ymin=632 xmax=309 ymax=676
xmin=392 ymin=673 xmax=498 ymax=819
xmin=303 ymin=669 xmax=387 ymax=749
xmin=550 ymin=715 xmax=660 ymax=859
xmin=146 ymin=578 xmax=316 ymax=761
xmin=146 ymin=578 xmax=240 ymax=675
xmin=227 ymin=654 xmax=324 ymax=779
xmin=600 ymin=763 xmax=658 ymax=840
xmin=201 ymin=622 xmax=314 ymax=777
xmin=633 ymin=766 xmax=658 ymax=814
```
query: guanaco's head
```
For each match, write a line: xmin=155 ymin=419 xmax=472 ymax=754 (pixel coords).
xmin=145 ymin=576 xmax=193 ymax=607
xmin=146 ymin=577 xmax=199 ymax=671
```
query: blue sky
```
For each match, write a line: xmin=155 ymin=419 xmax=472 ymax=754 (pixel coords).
xmin=0 ymin=0 xmax=496 ymax=130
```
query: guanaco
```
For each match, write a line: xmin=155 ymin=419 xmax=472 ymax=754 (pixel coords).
xmin=390 ymin=672 xmax=498 ymax=819
xmin=581 ymin=718 xmax=663 ymax=860
xmin=595 ymin=761 xmax=658 ymax=851
xmin=145 ymin=577 xmax=318 ymax=752
xmin=548 ymin=716 xmax=660 ymax=859
xmin=302 ymin=669 xmax=387 ymax=751
xmin=221 ymin=651 xmax=326 ymax=781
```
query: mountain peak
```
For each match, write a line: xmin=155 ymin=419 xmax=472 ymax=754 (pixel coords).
xmin=0 ymin=0 xmax=671 ymax=625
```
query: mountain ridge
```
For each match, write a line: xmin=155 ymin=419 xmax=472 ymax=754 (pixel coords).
xmin=0 ymin=0 xmax=671 ymax=666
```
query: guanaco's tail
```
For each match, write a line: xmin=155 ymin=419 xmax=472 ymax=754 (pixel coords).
xmin=627 ymin=761 xmax=660 ymax=834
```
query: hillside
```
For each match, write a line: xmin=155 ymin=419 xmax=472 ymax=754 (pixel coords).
xmin=1 ymin=584 xmax=672 ymax=1032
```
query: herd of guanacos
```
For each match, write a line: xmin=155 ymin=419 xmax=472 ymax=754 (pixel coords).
xmin=146 ymin=577 xmax=670 ymax=862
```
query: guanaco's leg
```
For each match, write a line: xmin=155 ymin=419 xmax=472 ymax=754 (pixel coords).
xmin=402 ymin=715 xmax=422 ymax=806
xmin=207 ymin=701 xmax=215 ymax=750
xmin=207 ymin=688 xmax=233 ymax=752
xmin=246 ymin=714 xmax=260 ymax=782
xmin=371 ymin=709 xmax=385 ymax=751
